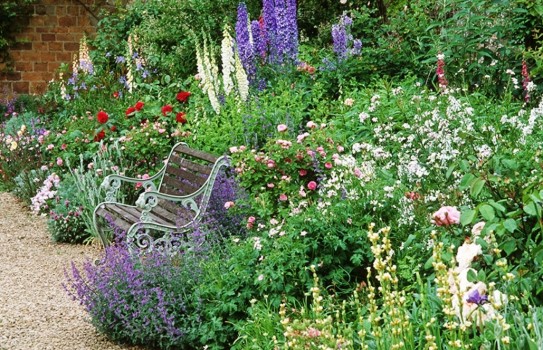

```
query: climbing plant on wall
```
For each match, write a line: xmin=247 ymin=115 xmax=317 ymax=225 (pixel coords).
xmin=0 ymin=0 xmax=37 ymax=67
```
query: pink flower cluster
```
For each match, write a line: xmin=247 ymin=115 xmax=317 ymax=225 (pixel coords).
xmin=31 ymin=173 xmax=61 ymax=213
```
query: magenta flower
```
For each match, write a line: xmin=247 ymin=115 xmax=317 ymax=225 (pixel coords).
xmin=307 ymin=181 xmax=317 ymax=191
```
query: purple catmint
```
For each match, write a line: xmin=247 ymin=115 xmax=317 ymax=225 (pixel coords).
xmin=351 ymin=39 xmax=362 ymax=55
xmin=236 ymin=3 xmax=256 ymax=79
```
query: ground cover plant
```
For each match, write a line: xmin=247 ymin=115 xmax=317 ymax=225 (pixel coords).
xmin=2 ymin=0 xmax=543 ymax=348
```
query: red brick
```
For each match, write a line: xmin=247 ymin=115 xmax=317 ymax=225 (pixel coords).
xmin=0 ymin=72 xmax=21 ymax=81
xmin=48 ymin=62 xmax=62 ymax=73
xmin=15 ymin=62 xmax=33 ymax=71
xmin=56 ymin=52 xmax=74 ymax=62
xmin=56 ymin=6 xmax=66 ymax=16
xmin=34 ymin=62 xmax=48 ymax=71
xmin=58 ymin=16 xmax=76 ymax=27
xmin=32 ymin=42 xmax=49 ymax=51
xmin=21 ymin=71 xmax=50 ymax=81
xmin=12 ymin=42 xmax=33 ymax=50
xmin=56 ymin=33 xmax=75 ymax=41
xmin=48 ymin=42 xmax=63 ymax=51
xmin=13 ymin=82 xmax=30 ymax=94
xmin=30 ymin=81 xmax=48 ymax=94
xmin=35 ymin=27 xmax=49 ymax=33
xmin=45 ymin=16 xmax=58 ymax=27
xmin=41 ymin=33 xmax=56 ymax=41
xmin=67 ymin=5 xmax=79 ymax=16
xmin=64 ymin=42 xmax=80 ymax=51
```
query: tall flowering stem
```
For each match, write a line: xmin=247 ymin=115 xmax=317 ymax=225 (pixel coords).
xmin=236 ymin=3 xmax=255 ymax=80
xmin=522 ymin=60 xmax=531 ymax=103
xmin=436 ymin=53 xmax=448 ymax=91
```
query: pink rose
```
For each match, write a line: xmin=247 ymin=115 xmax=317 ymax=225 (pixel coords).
xmin=267 ymin=159 xmax=276 ymax=168
xmin=267 ymin=183 xmax=275 ymax=188
xmin=277 ymin=124 xmax=288 ymax=132
xmin=432 ymin=206 xmax=461 ymax=226
xmin=325 ymin=162 xmax=333 ymax=169
xmin=56 ymin=157 xmax=63 ymax=166
xmin=337 ymin=145 xmax=344 ymax=152
xmin=247 ymin=216 xmax=256 ymax=229
xmin=229 ymin=146 xmax=239 ymax=153
xmin=306 ymin=121 xmax=317 ymax=129
xmin=224 ymin=201 xmax=235 ymax=209
xmin=299 ymin=169 xmax=307 ymax=176
xmin=279 ymin=193 xmax=288 ymax=201
xmin=307 ymin=181 xmax=317 ymax=191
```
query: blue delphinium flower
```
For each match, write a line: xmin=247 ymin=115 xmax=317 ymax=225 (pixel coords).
xmin=236 ymin=3 xmax=255 ymax=79
xmin=332 ymin=23 xmax=348 ymax=61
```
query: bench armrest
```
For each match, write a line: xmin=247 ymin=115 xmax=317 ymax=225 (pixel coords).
xmin=101 ymin=165 xmax=166 ymax=202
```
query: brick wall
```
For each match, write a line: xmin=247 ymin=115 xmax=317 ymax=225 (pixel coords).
xmin=0 ymin=0 xmax=101 ymax=98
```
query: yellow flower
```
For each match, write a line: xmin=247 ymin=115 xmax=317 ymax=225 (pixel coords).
xmin=10 ymin=141 xmax=17 ymax=151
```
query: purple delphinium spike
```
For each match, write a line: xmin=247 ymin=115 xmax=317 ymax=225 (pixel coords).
xmin=251 ymin=20 xmax=266 ymax=60
xmin=351 ymin=39 xmax=363 ymax=56
xmin=286 ymin=0 xmax=298 ymax=61
xmin=263 ymin=0 xmax=277 ymax=62
xmin=332 ymin=23 xmax=348 ymax=61
xmin=274 ymin=0 xmax=289 ymax=63
xmin=236 ymin=3 xmax=256 ymax=79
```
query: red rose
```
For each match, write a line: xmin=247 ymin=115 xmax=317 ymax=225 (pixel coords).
xmin=134 ymin=101 xmax=144 ymax=111
xmin=176 ymin=91 xmax=191 ymax=103
xmin=110 ymin=125 xmax=117 ymax=132
xmin=125 ymin=106 xmax=136 ymax=117
xmin=94 ymin=130 xmax=105 ymax=142
xmin=113 ymin=91 xmax=119 ymax=99
xmin=161 ymin=104 xmax=173 ymax=116
xmin=176 ymin=112 xmax=187 ymax=124
xmin=97 ymin=110 xmax=109 ymax=124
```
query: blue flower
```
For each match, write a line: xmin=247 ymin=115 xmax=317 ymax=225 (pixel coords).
xmin=466 ymin=289 xmax=489 ymax=306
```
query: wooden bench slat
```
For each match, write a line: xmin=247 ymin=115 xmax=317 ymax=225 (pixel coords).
xmin=164 ymin=165 xmax=208 ymax=188
xmin=160 ymin=174 xmax=200 ymax=196
xmin=96 ymin=207 xmax=132 ymax=232
xmin=168 ymin=154 xmax=212 ymax=175
xmin=174 ymin=145 xmax=219 ymax=163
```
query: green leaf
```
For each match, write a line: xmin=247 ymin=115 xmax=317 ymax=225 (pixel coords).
xmin=470 ymin=178 xmax=485 ymax=197
xmin=488 ymin=200 xmax=506 ymax=213
xmin=502 ymin=159 xmax=518 ymax=170
xmin=501 ymin=239 xmax=517 ymax=256
xmin=503 ymin=219 xmax=517 ymax=233
xmin=460 ymin=209 xmax=476 ymax=226
xmin=459 ymin=173 xmax=476 ymax=190
xmin=479 ymin=204 xmax=495 ymax=221
xmin=424 ymin=256 xmax=434 ymax=270
xmin=467 ymin=269 xmax=477 ymax=282
xmin=524 ymin=202 xmax=538 ymax=216
xmin=477 ymin=270 xmax=486 ymax=281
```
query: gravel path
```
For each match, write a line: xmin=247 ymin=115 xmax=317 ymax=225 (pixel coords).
xmin=0 ymin=192 xmax=143 ymax=350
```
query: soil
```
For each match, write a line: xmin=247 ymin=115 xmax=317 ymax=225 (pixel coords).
xmin=0 ymin=192 xmax=144 ymax=350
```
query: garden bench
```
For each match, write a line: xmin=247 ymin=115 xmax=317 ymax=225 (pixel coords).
xmin=93 ymin=142 xmax=229 ymax=256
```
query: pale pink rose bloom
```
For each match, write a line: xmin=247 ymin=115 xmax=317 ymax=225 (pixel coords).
xmin=56 ymin=157 xmax=63 ymax=166
xmin=307 ymin=181 xmax=317 ymax=191
xmin=299 ymin=186 xmax=307 ymax=197
xmin=267 ymin=183 xmax=275 ymax=188
xmin=297 ymin=133 xmax=309 ymax=143
xmin=316 ymin=146 xmax=324 ymax=152
xmin=307 ymin=150 xmax=315 ymax=157
xmin=353 ymin=168 xmax=362 ymax=178
xmin=432 ymin=206 xmax=461 ymax=226
xmin=277 ymin=124 xmax=288 ymax=132
xmin=229 ymin=146 xmax=239 ymax=153
xmin=337 ymin=145 xmax=345 ymax=152
xmin=306 ymin=121 xmax=317 ymax=129
xmin=142 ymin=174 xmax=150 ymax=180
xmin=307 ymin=327 xmax=321 ymax=338
xmin=472 ymin=222 xmax=485 ymax=236
xmin=344 ymin=98 xmax=355 ymax=106
xmin=279 ymin=193 xmax=288 ymax=201
xmin=239 ymin=145 xmax=247 ymax=151
xmin=224 ymin=201 xmax=235 ymax=209
xmin=87 ymin=162 xmax=94 ymax=170
xmin=267 ymin=159 xmax=276 ymax=168
xmin=247 ymin=216 xmax=256 ymax=229
xmin=47 ymin=144 xmax=54 ymax=151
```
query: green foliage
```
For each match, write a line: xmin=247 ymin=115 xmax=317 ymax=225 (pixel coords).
xmin=47 ymin=177 xmax=87 ymax=243
xmin=0 ymin=0 xmax=35 ymax=64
